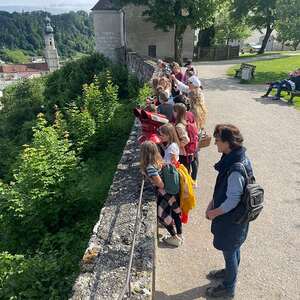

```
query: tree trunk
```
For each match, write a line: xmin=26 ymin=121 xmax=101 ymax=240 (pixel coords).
xmin=293 ymin=41 xmax=300 ymax=51
xmin=258 ymin=25 xmax=273 ymax=54
xmin=174 ymin=23 xmax=186 ymax=64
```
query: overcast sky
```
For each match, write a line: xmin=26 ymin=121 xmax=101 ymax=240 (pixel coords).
xmin=0 ymin=0 xmax=98 ymax=12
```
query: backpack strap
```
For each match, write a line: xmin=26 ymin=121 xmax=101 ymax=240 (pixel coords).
xmin=229 ymin=162 xmax=255 ymax=184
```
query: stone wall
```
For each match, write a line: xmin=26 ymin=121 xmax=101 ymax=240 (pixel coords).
xmin=71 ymin=121 xmax=157 ymax=300
xmin=124 ymin=5 xmax=195 ymax=60
xmin=125 ymin=51 xmax=156 ymax=83
xmin=92 ymin=10 xmax=123 ymax=62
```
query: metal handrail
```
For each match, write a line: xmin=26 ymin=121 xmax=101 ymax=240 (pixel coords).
xmin=118 ymin=178 xmax=145 ymax=300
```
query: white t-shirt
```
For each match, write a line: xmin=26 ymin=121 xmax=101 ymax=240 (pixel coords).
xmin=164 ymin=142 xmax=179 ymax=164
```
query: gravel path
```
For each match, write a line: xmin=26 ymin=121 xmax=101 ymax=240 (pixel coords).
xmin=154 ymin=61 xmax=300 ymax=299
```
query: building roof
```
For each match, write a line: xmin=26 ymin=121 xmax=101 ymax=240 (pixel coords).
xmin=0 ymin=63 xmax=49 ymax=74
xmin=91 ymin=0 xmax=120 ymax=11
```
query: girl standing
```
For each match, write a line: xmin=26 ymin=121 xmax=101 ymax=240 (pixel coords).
xmin=140 ymin=141 xmax=182 ymax=247
xmin=158 ymin=123 xmax=180 ymax=165
xmin=173 ymin=103 xmax=192 ymax=171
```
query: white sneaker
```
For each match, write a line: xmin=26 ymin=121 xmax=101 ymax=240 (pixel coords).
xmin=163 ymin=236 xmax=181 ymax=247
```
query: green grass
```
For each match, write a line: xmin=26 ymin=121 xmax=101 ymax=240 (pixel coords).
xmin=0 ymin=49 xmax=30 ymax=64
xmin=227 ymin=55 xmax=300 ymax=108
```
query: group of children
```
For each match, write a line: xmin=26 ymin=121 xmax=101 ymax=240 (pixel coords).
xmin=139 ymin=59 xmax=208 ymax=247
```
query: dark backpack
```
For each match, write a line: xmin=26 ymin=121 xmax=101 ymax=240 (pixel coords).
xmin=185 ymin=121 xmax=199 ymax=155
xmin=231 ymin=163 xmax=264 ymax=224
xmin=161 ymin=164 xmax=180 ymax=195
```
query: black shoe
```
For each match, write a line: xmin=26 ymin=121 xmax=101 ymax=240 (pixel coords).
xmin=207 ymin=269 xmax=226 ymax=280
xmin=206 ymin=284 xmax=234 ymax=298
xmin=261 ymin=94 xmax=269 ymax=98
xmin=272 ymin=96 xmax=280 ymax=100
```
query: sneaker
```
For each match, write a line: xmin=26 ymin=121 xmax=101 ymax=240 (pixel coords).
xmin=206 ymin=284 xmax=234 ymax=298
xmin=207 ymin=269 xmax=226 ymax=280
xmin=272 ymin=96 xmax=280 ymax=100
xmin=261 ymin=94 xmax=269 ymax=98
xmin=163 ymin=236 xmax=181 ymax=247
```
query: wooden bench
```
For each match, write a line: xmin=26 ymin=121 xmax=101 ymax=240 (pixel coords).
xmin=289 ymin=90 xmax=300 ymax=103
xmin=235 ymin=63 xmax=256 ymax=80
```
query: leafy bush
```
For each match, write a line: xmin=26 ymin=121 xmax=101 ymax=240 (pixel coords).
xmin=0 ymin=53 xmax=140 ymax=298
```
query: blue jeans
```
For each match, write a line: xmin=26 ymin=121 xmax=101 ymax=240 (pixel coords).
xmin=222 ymin=247 xmax=241 ymax=294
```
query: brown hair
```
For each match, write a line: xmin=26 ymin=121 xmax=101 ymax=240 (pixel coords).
xmin=158 ymin=77 xmax=171 ymax=90
xmin=213 ymin=124 xmax=244 ymax=150
xmin=173 ymin=103 xmax=187 ymax=125
xmin=140 ymin=141 xmax=164 ymax=175
xmin=158 ymin=91 xmax=169 ymax=103
xmin=158 ymin=123 xmax=180 ymax=146
xmin=189 ymin=90 xmax=208 ymax=129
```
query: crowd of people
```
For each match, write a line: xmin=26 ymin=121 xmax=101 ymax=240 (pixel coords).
xmin=137 ymin=59 xmax=257 ymax=298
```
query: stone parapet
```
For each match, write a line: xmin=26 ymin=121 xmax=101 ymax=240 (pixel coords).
xmin=71 ymin=121 xmax=156 ymax=300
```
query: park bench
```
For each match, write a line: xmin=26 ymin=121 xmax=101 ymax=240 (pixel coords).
xmin=288 ymin=90 xmax=300 ymax=103
xmin=235 ymin=63 xmax=256 ymax=80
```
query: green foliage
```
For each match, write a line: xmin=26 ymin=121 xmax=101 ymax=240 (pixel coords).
xmin=214 ymin=2 xmax=251 ymax=45
xmin=0 ymin=10 xmax=94 ymax=58
xmin=0 ymin=49 xmax=29 ymax=63
xmin=0 ymin=78 xmax=45 ymax=180
xmin=231 ymin=0 xmax=278 ymax=53
xmin=44 ymin=53 xmax=109 ymax=116
xmin=135 ymin=83 xmax=152 ymax=106
xmin=276 ymin=0 xmax=300 ymax=51
xmin=0 ymin=53 xmax=140 ymax=298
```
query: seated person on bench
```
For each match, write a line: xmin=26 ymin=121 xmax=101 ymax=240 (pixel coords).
xmin=261 ymin=68 xmax=300 ymax=100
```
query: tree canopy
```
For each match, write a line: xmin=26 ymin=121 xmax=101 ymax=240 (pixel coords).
xmin=0 ymin=10 xmax=95 ymax=58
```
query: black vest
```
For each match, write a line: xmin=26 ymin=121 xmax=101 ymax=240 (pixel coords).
xmin=211 ymin=147 xmax=253 ymax=251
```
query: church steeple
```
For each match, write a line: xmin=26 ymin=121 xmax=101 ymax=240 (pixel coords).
xmin=44 ymin=17 xmax=60 ymax=72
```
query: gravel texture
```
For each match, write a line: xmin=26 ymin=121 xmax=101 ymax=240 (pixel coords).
xmin=155 ymin=60 xmax=300 ymax=300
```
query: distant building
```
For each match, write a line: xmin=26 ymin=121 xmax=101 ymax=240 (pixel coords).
xmin=44 ymin=16 xmax=60 ymax=72
xmin=91 ymin=0 xmax=195 ymax=61
xmin=0 ymin=17 xmax=60 ymax=91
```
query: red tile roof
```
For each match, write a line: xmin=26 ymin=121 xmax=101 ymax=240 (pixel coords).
xmin=0 ymin=63 xmax=49 ymax=73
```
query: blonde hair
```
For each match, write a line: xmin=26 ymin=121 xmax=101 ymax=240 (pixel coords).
xmin=158 ymin=77 xmax=172 ymax=90
xmin=189 ymin=90 xmax=208 ymax=129
xmin=173 ymin=103 xmax=187 ymax=126
xmin=140 ymin=141 xmax=164 ymax=175
xmin=158 ymin=123 xmax=180 ymax=146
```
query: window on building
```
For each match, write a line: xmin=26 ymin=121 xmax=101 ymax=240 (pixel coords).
xmin=148 ymin=45 xmax=157 ymax=58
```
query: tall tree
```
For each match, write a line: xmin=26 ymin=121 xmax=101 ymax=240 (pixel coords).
xmin=116 ymin=0 xmax=219 ymax=63
xmin=276 ymin=0 xmax=300 ymax=51
xmin=214 ymin=2 xmax=251 ymax=45
xmin=232 ymin=0 xmax=277 ymax=54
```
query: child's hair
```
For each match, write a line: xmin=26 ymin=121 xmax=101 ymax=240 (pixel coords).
xmin=173 ymin=103 xmax=187 ymax=125
xmin=158 ymin=91 xmax=169 ymax=103
xmin=140 ymin=141 xmax=164 ymax=175
xmin=158 ymin=77 xmax=171 ymax=90
xmin=158 ymin=123 xmax=180 ymax=146
xmin=152 ymin=78 xmax=159 ymax=88
xmin=189 ymin=90 xmax=208 ymax=129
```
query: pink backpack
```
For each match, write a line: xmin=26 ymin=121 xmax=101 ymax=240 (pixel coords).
xmin=185 ymin=119 xmax=199 ymax=155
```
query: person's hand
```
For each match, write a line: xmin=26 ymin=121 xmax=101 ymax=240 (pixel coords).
xmin=206 ymin=209 xmax=217 ymax=220
xmin=158 ymin=188 xmax=166 ymax=195
xmin=171 ymin=74 xmax=176 ymax=81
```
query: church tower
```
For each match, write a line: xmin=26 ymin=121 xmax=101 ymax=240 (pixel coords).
xmin=44 ymin=17 xmax=60 ymax=72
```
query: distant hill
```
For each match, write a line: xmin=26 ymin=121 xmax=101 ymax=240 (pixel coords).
xmin=0 ymin=10 xmax=95 ymax=58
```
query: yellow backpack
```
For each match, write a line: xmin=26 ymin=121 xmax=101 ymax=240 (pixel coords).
xmin=177 ymin=164 xmax=196 ymax=214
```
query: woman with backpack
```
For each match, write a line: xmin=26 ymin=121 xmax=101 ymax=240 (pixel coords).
xmin=140 ymin=141 xmax=183 ymax=247
xmin=205 ymin=124 xmax=253 ymax=298
xmin=158 ymin=123 xmax=180 ymax=165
